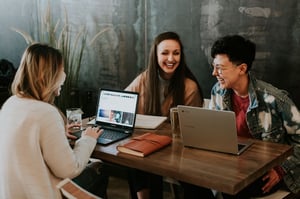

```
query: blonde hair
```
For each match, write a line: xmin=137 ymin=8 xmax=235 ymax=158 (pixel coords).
xmin=11 ymin=43 xmax=63 ymax=104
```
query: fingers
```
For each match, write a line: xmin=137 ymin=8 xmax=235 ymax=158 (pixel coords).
xmin=65 ymin=132 xmax=78 ymax=140
xmin=262 ymin=169 xmax=280 ymax=193
xmin=84 ymin=126 xmax=102 ymax=139
xmin=98 ymin=128 xmax=104 ymax=135
xmin=91 ymin=126 xmax=101 ymax=133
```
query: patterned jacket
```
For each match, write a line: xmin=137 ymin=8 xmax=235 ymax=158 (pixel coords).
xmin=210 ymin=73 xmax=300 ymax=194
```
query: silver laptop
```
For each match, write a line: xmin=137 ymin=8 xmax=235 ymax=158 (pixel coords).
xmin=177 ymin=105 xmax=253 ymax=155
xmin=93 ymin=88 xmax=139 ymax=145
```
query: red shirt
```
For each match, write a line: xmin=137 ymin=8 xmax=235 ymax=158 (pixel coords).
xmin=232 ymin=92 xmax=252 ymax=138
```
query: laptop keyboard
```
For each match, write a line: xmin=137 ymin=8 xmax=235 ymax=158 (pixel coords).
xmin=98 ymin=129 xmax=127 ymax=140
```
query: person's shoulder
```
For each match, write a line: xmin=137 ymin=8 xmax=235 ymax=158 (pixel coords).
xmin=19 ymin=97 xmax=60 ymax=115
xmin=126 ymin=70 xmax=147 ymax=91
xmin=131 ymin=70 xmax=147 ymax=83
xmin=253 ymin=79 xmax=294 ymax=106
xmin=184 ymin=77 xmax=198 ymax=88
xmin=255 ymin=79 xmax=289 ymax=96
xmin=137 ymin=70 xmax=147 ymax=80
xmin=2 ymin=96 xmax=60 ymax=120
xmin=184 ymin=78 xmax=202 ymax=95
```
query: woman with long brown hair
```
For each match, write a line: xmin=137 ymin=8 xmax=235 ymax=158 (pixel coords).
xmin=126 ymin=31 xmax=203 ymax=117
xmin=126 ymin=32 xmax=213 ymax=199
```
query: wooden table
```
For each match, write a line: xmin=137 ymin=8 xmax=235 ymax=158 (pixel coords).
xmin=83 ymin=119 xmax=293 ymax=195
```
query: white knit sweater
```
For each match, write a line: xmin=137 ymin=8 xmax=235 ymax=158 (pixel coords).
xmin=0 ymin=96 xmax=96 ymax=199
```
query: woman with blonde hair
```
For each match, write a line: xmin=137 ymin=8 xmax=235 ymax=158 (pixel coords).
xmin=0 ymin=43 xmax=105 ymax=199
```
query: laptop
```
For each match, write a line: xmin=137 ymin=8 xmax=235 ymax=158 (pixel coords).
xmin=74 ymin=88 xmax=139 ymax=145
xmin=177 ymin=105 xmax=253 ymax=155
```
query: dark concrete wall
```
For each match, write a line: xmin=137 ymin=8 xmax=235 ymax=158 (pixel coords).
xmin=1 ymin=0 xmax=299 ymax=114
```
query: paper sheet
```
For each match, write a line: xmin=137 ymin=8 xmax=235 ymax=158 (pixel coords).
xmin=87 ymin=114 xmax=167 ymax=129
xmin=134 ymin=114 xmax=167 ymax=129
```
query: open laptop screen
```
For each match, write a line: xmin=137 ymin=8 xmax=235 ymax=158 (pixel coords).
xmin=95 ymin=88 xmax=139 ymax=128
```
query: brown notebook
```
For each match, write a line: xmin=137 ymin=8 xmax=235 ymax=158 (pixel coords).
xmin=117 ymin=132 xmax=172 ymax=157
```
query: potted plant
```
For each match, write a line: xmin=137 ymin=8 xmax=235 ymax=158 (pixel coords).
xmin=11 ymin=2 xmax=109 ymax=113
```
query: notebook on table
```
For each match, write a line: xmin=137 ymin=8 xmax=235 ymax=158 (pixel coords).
xmin=177 ymin=105 xmax=253 ymax=155
xmin=75 ymin=88 xmax=139 ymax=145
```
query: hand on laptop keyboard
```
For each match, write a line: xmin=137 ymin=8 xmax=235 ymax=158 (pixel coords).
xmin=83 ymin=127 xmax=103 ymax=140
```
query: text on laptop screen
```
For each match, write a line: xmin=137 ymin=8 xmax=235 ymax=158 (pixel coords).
xmin=96 ymin=89 xmax=138 ymax=127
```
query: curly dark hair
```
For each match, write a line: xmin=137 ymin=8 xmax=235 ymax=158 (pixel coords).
xmin=211 ymin=35 xmax=256 ymax=72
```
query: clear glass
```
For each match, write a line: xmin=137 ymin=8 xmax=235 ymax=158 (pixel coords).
xmin=66 ymin=108 xmax=83 ymax=129
xmin=170 ymin=107 xmax=181 ymax=139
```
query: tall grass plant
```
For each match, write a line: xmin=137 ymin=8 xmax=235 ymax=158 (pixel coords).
xmin=11 ymin=1 xmax=109 ymax=112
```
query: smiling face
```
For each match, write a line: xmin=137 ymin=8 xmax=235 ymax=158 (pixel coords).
xmin=156 ymin=39 xmax=181 ymax=80
xmin=212 ymin=54 xmax=246 ymax=90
